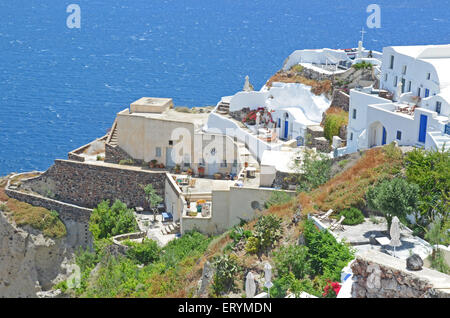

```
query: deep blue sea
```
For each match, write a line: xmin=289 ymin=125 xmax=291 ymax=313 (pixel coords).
xmin=0 ymin=0 xmax=449 ymax=175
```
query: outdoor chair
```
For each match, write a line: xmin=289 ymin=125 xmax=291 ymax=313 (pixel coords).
xmin=329 ymin=216 xmax=345 ymax=231
xmin=318 ymin=209 xmax=333 ymax=221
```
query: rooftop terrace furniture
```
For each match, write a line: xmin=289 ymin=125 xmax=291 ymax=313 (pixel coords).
xmin=162 ymin=212 xmax=173 ymax=222
xmin=329 ymin=216 xmax=345 ymax=231
xmin=318 ymin=209 xmax=333 ymax=221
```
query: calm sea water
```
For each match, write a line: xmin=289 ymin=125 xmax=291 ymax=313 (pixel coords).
xmin=0 ymin=0 xmax=449 ymax=175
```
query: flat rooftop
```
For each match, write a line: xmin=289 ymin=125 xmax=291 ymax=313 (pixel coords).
xmin=119 ymin=108 xmax=210 ymax=129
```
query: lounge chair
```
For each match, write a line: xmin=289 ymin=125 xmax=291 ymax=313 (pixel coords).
xmin=329 ymin=216 xmax=345 ymax=231
xmin=318 ymin=209 xmax=333 ymax=221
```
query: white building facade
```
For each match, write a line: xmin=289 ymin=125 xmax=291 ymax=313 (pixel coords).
xmin=346 ymin=44 xmax=450 ymax=154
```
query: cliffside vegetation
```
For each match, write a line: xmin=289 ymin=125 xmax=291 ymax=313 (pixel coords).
xmin=322 ymin=107 xmax=348 ymax=142
xmin=52 ymin=143 xmax=449 ymax=297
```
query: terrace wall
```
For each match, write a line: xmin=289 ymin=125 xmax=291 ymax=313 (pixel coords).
xmin=20 ymin=160 xmax=166 ymax=210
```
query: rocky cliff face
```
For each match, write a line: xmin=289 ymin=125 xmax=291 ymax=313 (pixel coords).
xmin=0 ymin=211 xmax=77 ymax=298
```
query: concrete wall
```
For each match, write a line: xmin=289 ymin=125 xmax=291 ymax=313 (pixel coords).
xmin=182 ymin=186 xmax=296 ymax=235
xmin=164 ymin=176 xmax=184 ymax=222
xmin=117 ymin=110 xmax=195 ymax=166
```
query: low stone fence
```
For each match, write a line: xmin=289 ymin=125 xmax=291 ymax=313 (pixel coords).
xmin=68 ymin=135 xmax=108 ymax=163
xmin=111 ymin=231 xmax=147 ymax=254
xmin=5 ymin=181 xmax=92 ymax=224
xmin=351 ymin=249 xmax=450 ymax=298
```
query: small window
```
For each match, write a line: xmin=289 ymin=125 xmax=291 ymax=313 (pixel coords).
xmin=352 ymin=109 xmax=357 ymax=119
xmin=402 ymin=65 xmax=407 ymax=75
xmin=389 ymin=55 xmax=394 ymax=69
xmin=427 ymin=73 xmax=431 ymax=80
xmin=436 ymin=101 xmax=442 ymax=114
xmin=155 ymin=147 xmax=161 ymax=157
xmin=425 ymin=89 xmax=430 ymax=98
xmin=220 ymin=161 xmax=227 ymax=167
xmin=393 ymin=76 xmax=398 ymax=87
xmin=396 ymin=131 xmax=402 ymax=140
xmin=350 ymin=132 xmax=353 ymax=141
xmin=417 ymin=87 xmax=421 ymax=97
xmin=168 ymin=140 xmax=173 ymax=146
xmin=408 ymin=81 xmax=411 ymax=92
xmin=384 ymin=73 xmax=388 ymax=82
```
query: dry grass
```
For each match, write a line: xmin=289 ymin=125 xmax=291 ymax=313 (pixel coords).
xmin=265 ymin=71 xmax=332 ymax=96
xmin=298 ymin=145 xmax=403 ymax=214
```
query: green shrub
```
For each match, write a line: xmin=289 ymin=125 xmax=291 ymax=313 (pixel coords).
xmin=229 ymin=226 xmax=252 ymax=244
xmin=89 ymin=200 xmax=138 ymax=240
xmin=338 ymin=207 xmax=365 ymax=225
xmin=352 ymin=61 xmax=372 ymax=70
xmin=119 ymin=159 xmax=134 ymax=165
xmin=264 ymin=191 xmax=292 ymax=208
xmin=274 ymin=245 xmax=310 ymax=279
xmin=125 ymin=238 xmax=161 ymax=265
xmin=290 ymin=64 xmax=304 ymax=73
xmin=160 ymin=231 xmax=211 ymax=267
xmin=246 ymin=215 xmax=283 ymax=254
xmin=244 ymin=236 xmax=260 ymax=254
xmin=323 ymin=111 xmax=348 ymax=142
xmin=405 ymin=148 xmax=449 ymax=234
xmin=303 ymin=220 xmax=354 ymax=281
xmin=211 ymin=254 xmax=240 ymax=295
xmin=294 ymin=150 xmax=332 ymax=192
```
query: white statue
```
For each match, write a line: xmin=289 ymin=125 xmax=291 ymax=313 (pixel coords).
xmin=243 ymin=75 xmax=253 ymax=92
xmin=357 ymin=40 xmax=364 ymax=59
xmin=255 ymin=112 xmax=261 ymax=130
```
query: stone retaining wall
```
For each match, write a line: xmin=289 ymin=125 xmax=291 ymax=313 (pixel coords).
xmin=330 ymin=90 xmax=350 ymax=111
xmin=21 ymin=160 xmax=166 ymax=210
xmin=105 ymin=143 xmax=145 ymax=165
xmin=351 ymin=250 xmax=450 ymax=298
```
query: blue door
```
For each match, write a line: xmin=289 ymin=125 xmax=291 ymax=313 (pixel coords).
xmin=166 ymin=147 xmax=175 ymax=167
xmin=382 ymin=127 xmax=387 ymax=145
xmin=277 ymin=118 xmax=281 ymax=129
xmin=284 ymin=121 xmax=289 ymax=139
xmin=418 ymin=114 xmax=428 ymax=143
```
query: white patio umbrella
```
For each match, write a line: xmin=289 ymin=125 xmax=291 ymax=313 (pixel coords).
xmin=390 ymin=216 xmax=402 ymax=257
xmin=245 ymin=272 xmax=256 ymax=298
xmin=264 ymin=262 xmax=273 ymax=298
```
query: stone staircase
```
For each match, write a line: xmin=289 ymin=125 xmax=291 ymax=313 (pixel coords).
xmin=161 ymin=222 xmax=180 ymax=235
xmin=109 ymin=125 xmax=118 ymax=146
xmin=216 ymin=101 xmax=230 ymax=115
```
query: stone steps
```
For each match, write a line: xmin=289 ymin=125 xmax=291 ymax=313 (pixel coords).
xmin=161 ymin=222 xmax=180 ymax=235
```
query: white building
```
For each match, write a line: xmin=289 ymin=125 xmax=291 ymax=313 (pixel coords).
xmin=345 ymin=44 xmax=450 ymax=154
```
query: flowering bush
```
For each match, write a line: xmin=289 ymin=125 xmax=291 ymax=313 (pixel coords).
xmin=322 ymin=280 xmax=341 ymax=298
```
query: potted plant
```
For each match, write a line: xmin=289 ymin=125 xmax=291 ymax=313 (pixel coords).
xmin=175 ymin=164 xmax=181 ymax=173
xmin=244 ymin=162 xmax=249 ymax=168
xmin=187 ymin=168 xmax=193 ymax=176
xmin=149 ymin=159 xmax=158 ymax=168
xmin=159 ymin=163 xmax=165 ymax=169
xmin=198 ymin=166 xmax=205 ymax=177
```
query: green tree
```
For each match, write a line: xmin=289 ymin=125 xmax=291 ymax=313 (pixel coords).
xmin=404 ymin=148 xmax=450 ymax=235
xmin=292 ymin=149 xmax=332 ymax=193
xmin=89 ymin=199 xmax=138 ymax=240
xmin=366 ymin=178 xmax=420 ymax=231
xmin=141 ymin=184 xmax=163 ymax=222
